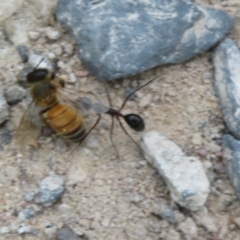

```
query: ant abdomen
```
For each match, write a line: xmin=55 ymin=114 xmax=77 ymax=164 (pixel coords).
xmin=124 ymin=114 xmax=145 ymax=132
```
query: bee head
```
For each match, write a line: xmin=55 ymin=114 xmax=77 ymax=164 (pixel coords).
xmin=27 ymin=68 xmax=54 ymax=83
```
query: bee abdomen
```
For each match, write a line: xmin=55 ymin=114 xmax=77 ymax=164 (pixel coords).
xmin=44 ymin=104 xmax=86 ymax=143
xmin=63 ymin=125 xmax=86 ymax=142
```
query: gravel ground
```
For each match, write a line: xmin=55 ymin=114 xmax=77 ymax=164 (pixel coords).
xmin=0 ymin=0 xmax=240 ymax=239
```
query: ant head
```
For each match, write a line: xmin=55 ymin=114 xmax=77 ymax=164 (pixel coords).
xmin=123 ymin=114 xmax=145 ymax=132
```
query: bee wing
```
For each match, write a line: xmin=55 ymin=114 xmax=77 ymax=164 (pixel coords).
xmin=16 ymin=100 xmax=43 ymax=149
xmin=57 ymin=86 xmax=110 ymax=115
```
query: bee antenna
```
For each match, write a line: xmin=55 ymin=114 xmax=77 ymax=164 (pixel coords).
xmin=34 ymin=58 xmax=45 ymax=70
xmin=118 ymin=70 xmax=168 ymax=111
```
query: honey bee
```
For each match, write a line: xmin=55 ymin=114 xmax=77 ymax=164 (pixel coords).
xmin=16 ymin=67 xmax=89 ymax=148
xmin=16 ymin=59 xmax=164 ymax=152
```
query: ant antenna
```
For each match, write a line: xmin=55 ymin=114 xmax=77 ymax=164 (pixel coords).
xmin=119 ymin=70 xmax=168 ymax=111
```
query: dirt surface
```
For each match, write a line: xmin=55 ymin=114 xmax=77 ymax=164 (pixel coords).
xmin=0 ymin=1 xmax=240 ymax=240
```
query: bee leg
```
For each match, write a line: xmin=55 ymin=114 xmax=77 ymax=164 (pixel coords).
xmin=39 ymin=109 xmax=56 ymax=137
xmin=41 ymin=126 xmax=56 ymax=136
xmin=58 ymin=79 xmax=65 ymax=88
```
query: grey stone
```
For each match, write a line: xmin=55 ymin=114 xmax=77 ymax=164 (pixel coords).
xmin=4 ymin=85 xmax=26 ymax=105
xmin=57 ymin=226 xmax=86 ymax=240
xmin=141 ymin=131 xmax=210 ymax=211
xmin=25 ymin=192 xmax=36 ymax=202
xmin=18 ymin=207 xmax=36 ymax=220
xmin=34 ymin=175 xmax=64 ymax=207
xmin=222 ymin=134 xmax=240 ymax=200
xmin=44 ymin=224 xmax=57 ymax=239
xmin=213 ymin=38 xmax=240 ymax=140
xmin=18 ymin=225 xmax=37 ymax=235
xmin=154 ymin=204 xmax=177 ymax=224
xmin=17 ymin=45 xmax=29 ymax=63
xmin=0 ymin=123 xmax=12 ymax=150
xmin=57 ymin=0 xmax=233 ymax=81
xmin=0 ymin=97 xmax=9 ymax=125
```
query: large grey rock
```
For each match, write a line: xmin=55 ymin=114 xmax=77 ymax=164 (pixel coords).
xmin=213 ymin=38 xmax=240 ymax=140
xmin=222 ymin=134 xmax=240 ymax=200
xmin=141 ymin=131 xmax=210 ymax=211
xmin=57 ymin=0 xmax=234 ymax=81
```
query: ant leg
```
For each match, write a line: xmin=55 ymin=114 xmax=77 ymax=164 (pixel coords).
xmin=109 ymin=116 xmax=119 ymax=159
xmin=117 ymin=116 xmax=143 ymax=153
xmin=71 ymin=114 xmax=101 ymax=154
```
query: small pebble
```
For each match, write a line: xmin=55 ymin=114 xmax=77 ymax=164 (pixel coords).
xmin=0 ymin=97 xmax=9 ymax=125
xmin=197 ymin=148 xmax=208 ymax=157
xmin=44 ymin=224 xmax=57 ymax=239
xmin=28 ymin=31 xmax=40 ymax=41
xmin=57 ymin=203 xmax=72 ymax=213
xmin=34 ymin=175 xmax=65 ymax=207
xmin=68 ymin=73 xmax=77 ymax=83
xmin=62 ymin=43 xmax=74 ymax=56
xmin=57 ymin=226 xmax=82 ymax=240
xmin=4 ymin=85 xmax=26 ymax=105
xmin=213 ymin=162 xmax=226 ymax=174
xmin=18 ymin=207 xmax=35 ymax=220
xmin=51 ymin=44 xmax=63 ymax=56
xmin=46 ymin=30 xmax=61 ymax=40
xmin=18 ymin=225 xmax=37 ymax=235
xmin=0 ymin=124 xmax=12 ymax=149
xmin=47 ymin=52 xmax=56 ymax=60
xmin=156 ymin=204 xmax=177 ymax=224
xmin=191 ymin=133 xmax=203 ymax=145
xmin=75 ymin=70 xmax=89 ymax=77
xmin=17 ymin=45 xmax=29 ymax=63
xmin=25 ymin=192 xmax=36 ymax=202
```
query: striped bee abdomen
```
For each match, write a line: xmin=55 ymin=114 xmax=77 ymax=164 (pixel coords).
xmin=43 ymin=103 xmax=86 ymax=143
